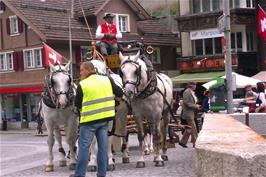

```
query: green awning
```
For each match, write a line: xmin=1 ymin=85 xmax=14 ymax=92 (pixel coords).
xmin=171 ymin=71 xmax=225 ymax=84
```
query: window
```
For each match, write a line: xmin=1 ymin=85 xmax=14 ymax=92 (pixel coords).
xmin=149 ymin=47 xmax=161 ymax=64
xmin=0 ymin=2 xmax=5 ymax=13
xmin=195 ymin=40 xmax=203 ymax=55
xmin=9 ymin=16 xmax=18 ymax=35
xmin=23 ymin=48 xmax=43 ymax=69
xmin=0 ymin=52 xmax=14 ymax=71
xmin=110 ymin=13 xmax=130 ymax=32
xmin=231 ymin=32 xmax=242 ymax=52
xmin=246 ymin=31 xmax=255 ymax=51
xmin=192 ymin=0 xmax=221 ymax=13
xmin=193 ymin=37 xmax=223 ymax=55
xmin=246 ymin=0 xmax=255 ymax=8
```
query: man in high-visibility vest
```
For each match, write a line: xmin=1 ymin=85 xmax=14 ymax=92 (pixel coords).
xmin=71 ymin=61 xmax=123 ymax=177
xmin=96 ymin=13 xmax=122 ymax=56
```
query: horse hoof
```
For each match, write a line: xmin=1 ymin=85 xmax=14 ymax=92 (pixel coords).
xmin=136 ymin=161 xmax=145 ymax=168
xmin=122 ymin=157 xmax=130 ymax=164
xmin=69 ymin=163 xmax=76 ymax=170
xmin=87 ymin=165 xmax=96 ymax=172
xmin=155 ymin=161 xmax=164 ymax=167
xmin=161 ymin=155 xmax=168 ymax=161
xmin=144 ymin=150 xmax=150 ymax=155
xmin=108 ymin=164 xmax=115 ymax=171
xmin=59 ymin=160 xmax=67 ymax=167
xmin=44 ymin=165 xmax=54 ymax=172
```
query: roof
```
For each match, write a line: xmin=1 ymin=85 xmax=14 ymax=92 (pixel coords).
xmin=74 ymin=0 xmax=150 ymax=20
xmin=4 ymin=0 xmax=176 ymax=46
xmin=5 ymin=0 xmax=92 ymax=42
xmin=137 ymin=19 xmax=180 ymax=46
xmin=171 ymin=71 xmax=225 ymax=84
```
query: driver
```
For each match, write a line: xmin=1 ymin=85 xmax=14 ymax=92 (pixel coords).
xmin=96 ymin=13 xmax=122 ymax=56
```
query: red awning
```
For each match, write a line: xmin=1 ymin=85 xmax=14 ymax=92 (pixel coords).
xmin=0 ymin=86 xmax=43 ymax=93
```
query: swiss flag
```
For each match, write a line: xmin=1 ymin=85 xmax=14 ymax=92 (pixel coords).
xmin=43 ymin=44 xmax=62 ymax=66
xmin=258 ymin=5 xmax=266 ymax=42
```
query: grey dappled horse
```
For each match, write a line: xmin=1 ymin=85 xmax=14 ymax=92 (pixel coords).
xmin=119 ymin=51 xmax=173 ymax=167
xmin=87 ymin=59 xmax=129 ymax=171
xmin=40 ymin=61 xmax=78 ymax=172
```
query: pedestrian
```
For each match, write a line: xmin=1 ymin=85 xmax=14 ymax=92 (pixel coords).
xmin=70 ymin=61 xmax=123 ymax=177
xmin=201 ymin=90 xmax=210 ymax=113
xmin=96 ymin=13 xmax=122 ymax=56
xmin=179 ymin=81 xmax=201 ymax=148
xmin=255 ymin=82 xmax=266 ymax=113
xmin=36 ymin=115 xmax=44 ymax=134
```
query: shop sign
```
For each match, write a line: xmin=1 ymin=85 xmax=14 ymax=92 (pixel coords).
xmin=190 ymin=28 xmax=224 ymax=40
xmin=178 ymin=56 xmax=238 ymax=71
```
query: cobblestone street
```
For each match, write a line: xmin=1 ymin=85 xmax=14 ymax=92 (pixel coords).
xmin=0 ymin=130 xmax=196 ymax=177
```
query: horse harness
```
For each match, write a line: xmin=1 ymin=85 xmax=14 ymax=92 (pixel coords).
xmin=42 ymin=68 xmax=75 ymax=109
xmin=120 ymin=57 xmax=175 ymax=121
xmin=120 ymin=56 xmax=157 ymax=99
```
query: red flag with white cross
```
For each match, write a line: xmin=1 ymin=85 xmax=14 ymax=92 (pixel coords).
xmin=258 ymin=5 xmax=266 ymax=42
xmin=43 ymin=44 xmax=62 ymax=66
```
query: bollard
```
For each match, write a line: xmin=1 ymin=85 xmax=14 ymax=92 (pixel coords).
xmin=245 ymin=113 xmax=249 ymax=126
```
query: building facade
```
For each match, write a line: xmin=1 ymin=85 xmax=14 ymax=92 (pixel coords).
xmin=175 ymin=0 xmax=261 ymax=87
xmin=0 ymin=0 xmax=180 ymax=128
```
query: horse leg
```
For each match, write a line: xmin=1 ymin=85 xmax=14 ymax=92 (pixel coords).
xmin=160 ymin=114 xmax=169 ymax=161
xmin=135 ymin=117 xmax=145 ymax=168
xmin=152 ymin=121 xmax=164 ymax=167
xmin=54 ymin=126 xmax=67 ymax=167
xmin=87 ymin=137 xmax=97 ymax=172
xmin=45 ymin=124 xmax=55 ymax=172
xmin=121 ymin=135 xmax=130 ymax=163
xmin=115 ymin=102 xmax=130 ymax=163
xmin=143 ymin=130 xmax=150 ymax=155
xmin=65 ymin=119 xmax=78 ymax=170
xmin=107 ymin=135 xmax=115 ymax=171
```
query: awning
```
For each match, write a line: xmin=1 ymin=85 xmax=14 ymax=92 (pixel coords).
xmin=171 ymin=71 xmax=225 ymax=84
xmin=0 ymin=86 xmax=43 ymax=94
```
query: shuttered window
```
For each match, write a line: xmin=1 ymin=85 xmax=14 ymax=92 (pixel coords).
xmin=9 ymin=16 xmax=18 ymax=35
xmin=23 ymin=48 xmax=43 ymax=69
xmin=0 ymin=52 xmax=14 ymax=72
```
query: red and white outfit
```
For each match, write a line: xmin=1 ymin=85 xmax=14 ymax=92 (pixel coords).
xmin=96 ymin=23 xmax=122 ymax=43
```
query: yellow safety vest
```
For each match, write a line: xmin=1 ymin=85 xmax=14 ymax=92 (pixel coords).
xmin=80 ymin=74 xmax=115 ymax=123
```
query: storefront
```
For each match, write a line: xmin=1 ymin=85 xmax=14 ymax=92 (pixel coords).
xmin=0 ymin=86 xmax=42 ymax=128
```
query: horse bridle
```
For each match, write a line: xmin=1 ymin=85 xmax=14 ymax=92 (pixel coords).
xmin=48 ymin=70 xmax=73 ymax=108
xmin=120 ymin=59 xmax=142 ymax=89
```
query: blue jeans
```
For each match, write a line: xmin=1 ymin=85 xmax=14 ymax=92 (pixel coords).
xmin=74 ymin=121 xmax=109 ymax=177
xmin=100 ymin=42 xmax=118 ymax=56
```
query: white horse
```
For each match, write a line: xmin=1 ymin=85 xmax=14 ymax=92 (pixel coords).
xmin=87 ymin=59 xmax=129 ymax=171
xmin=119 ymin=51 xmax=173 ymax=167
xmin=40 ymin=61 xmax=78 ymax=172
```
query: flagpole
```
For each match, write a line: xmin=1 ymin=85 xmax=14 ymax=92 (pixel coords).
xmin=69 ymin=0 xmax=74 ymax=77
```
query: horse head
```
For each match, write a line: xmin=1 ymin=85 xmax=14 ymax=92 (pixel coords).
xmin=119 ymin=51 xmax=148 ymax=99
xmin=90 ymin=59 xmax=124 ymax=90
xmin=48 ymin=61 xmax=73 ymax=109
